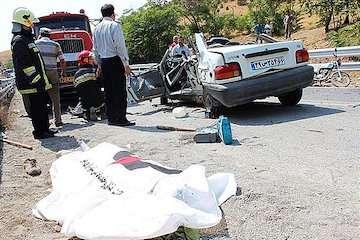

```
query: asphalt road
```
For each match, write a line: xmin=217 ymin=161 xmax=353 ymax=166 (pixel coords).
xmin=220 ymin=87 xmax=360 ymax=239
xmin=1 ymin=87 xmax=359 ymax=240
xmin=303 ymin=87 xmax=360 ymax=103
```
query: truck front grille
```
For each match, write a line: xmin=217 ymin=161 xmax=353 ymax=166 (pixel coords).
xmin=56 ymin=39 xmax=84 ymax=54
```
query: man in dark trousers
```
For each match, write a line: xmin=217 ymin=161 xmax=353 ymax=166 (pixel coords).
xmin=93 ymin=4 xmax=135 ymax=127
xmin=11 ymin=7 xmax=56 ymax=139
xmin=284 ymin=11 xmax=294 ymax=39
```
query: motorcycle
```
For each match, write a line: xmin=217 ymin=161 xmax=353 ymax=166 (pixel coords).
xmin=313 ymin=50 xmax=351 ymax=87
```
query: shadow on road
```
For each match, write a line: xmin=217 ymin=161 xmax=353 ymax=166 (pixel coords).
xmin=39 ymin=135 xmax=82 ymax=152
xmin=59 ymin=122 xmax=95 ymax=132
xmin=227 ymin=102 xmax=344 ymax=126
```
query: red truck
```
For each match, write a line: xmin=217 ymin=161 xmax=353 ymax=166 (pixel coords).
xmin=34 ymin=11 xmax=93 ymax=98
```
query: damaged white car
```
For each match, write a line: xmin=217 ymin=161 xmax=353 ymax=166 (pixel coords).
xmin=128 ymin=33 xmax=314 ymax=118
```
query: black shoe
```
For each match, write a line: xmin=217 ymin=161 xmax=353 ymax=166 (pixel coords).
xmin=34 ymin=131 xmax=55 ymax=139
xmin=55 ymin=122 xmax=64 ymax=127
xmin=108 ymin=121 xmax=135 ymax=127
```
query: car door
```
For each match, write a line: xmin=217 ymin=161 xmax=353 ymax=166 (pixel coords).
xmin=127 ymin=65 xmax=166 ymax=103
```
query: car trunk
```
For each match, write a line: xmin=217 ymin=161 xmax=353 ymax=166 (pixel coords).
xmin=208 ymin=40 xmax=306 ymax=80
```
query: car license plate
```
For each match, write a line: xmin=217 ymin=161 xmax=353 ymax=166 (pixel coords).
xmin=61 ymin=76 xmax=74 ymax=83
xmin=251 ymin=56 xmax=285 ymax=71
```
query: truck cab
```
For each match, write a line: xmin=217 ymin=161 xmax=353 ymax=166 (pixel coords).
xmin=34 ymin=12 xmax=93 ymax=99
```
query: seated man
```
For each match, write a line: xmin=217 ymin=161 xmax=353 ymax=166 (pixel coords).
xmin=74 ymin=50 xmax=104 ymax=121
xmin=169 ymin=35 xmax=179 ymax=49
xmin=171 ymin=36 xmax=190 ymax=59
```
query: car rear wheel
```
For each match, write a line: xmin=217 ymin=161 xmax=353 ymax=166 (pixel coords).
xmin=278 ymin=89 xmax=303 ymax=106
xmin=204 ymin=90 xmax=224 ymax=119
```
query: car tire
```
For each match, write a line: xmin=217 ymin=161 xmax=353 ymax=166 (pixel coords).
xmin=278 ymin=88 xmax=303 ymax=106
xmin=204 ymin=91 xmax=224 ymax=119
xmin=160 ymin=96 xmax=168 ymax=105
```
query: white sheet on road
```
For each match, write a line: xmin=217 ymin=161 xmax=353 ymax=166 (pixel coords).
xmin=33 ymin=143 xmax=237 ymax=240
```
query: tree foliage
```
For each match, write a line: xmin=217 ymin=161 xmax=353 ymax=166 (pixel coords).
xmin=122 ymin=0 xmax=241 ymax=63
xmin=248 ymin=0 xmax=299 ymax=35
xmin=120 ymin=0 xmax=360 ymax=63
xmin=328 ymin=21 xmax=360 ymax=47
xmin=121 ymin=2 xmax=182 ymax=64
xmin=173 ymin=0 xmax=239 ymax=36
xmin=301 ymin=0 xmax=360 ymax=32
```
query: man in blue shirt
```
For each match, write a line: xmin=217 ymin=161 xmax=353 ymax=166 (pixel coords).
xmin=171 ymin=36 xmax=191 ymax=59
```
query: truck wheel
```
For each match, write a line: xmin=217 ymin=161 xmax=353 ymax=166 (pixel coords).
xmin=278 ymin=89 xmax=303 ymax=106
xmin=160 ymin=97 xmax=168 ymax=105
xmin=204 ymin=92 xmax=223 ymax=119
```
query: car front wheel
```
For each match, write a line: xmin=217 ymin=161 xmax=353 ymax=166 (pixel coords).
xmin=278 ymin=89 xmax=303 ymax=106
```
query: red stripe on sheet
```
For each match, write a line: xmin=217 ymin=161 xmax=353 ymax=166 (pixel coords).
xmin=115 ymin=156 xmax=142 ymax=165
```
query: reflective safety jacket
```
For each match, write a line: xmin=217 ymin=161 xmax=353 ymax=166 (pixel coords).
xmin=11 ymin=29 xmax=52 ymax=95
xmin=74 ymin=65 xmax=104 ymax=109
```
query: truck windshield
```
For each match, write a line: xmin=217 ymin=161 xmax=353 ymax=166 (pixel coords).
xmin=34 ymin=16 xmax=91 ymax=36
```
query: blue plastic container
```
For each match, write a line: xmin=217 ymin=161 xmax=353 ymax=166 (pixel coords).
xmin=217 ymin=116 xmax=233 ymax=145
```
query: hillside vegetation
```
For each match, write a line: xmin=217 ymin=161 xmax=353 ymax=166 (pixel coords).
xmin=1 ymin=1 xmax=359 ymax=64
xmin=327 ymin=22 xmax=360 ymax=47
xmin=0 ymin=50 xmax=11 ymax=66
xmin=121 ymin=0 xmax=359 ymax=63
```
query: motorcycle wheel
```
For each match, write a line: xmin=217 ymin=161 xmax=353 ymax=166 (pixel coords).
xmin=330 ymin=71 xmax=351 ymax=87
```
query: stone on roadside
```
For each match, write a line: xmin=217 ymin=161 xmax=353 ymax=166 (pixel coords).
xmin=24 ymin=159 xmax=41 ymax=177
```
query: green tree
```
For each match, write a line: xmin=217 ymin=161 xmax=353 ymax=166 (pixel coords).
xmin=121 ymin=2 xmax=182 ymax=64
xmin=248 ymin=0 xmax=297 ymax=35
xmin=174 ymin=0 xmax=239 ymax=36
xmin=301 ymin=0 xmax=338 ymax=32
xmin=301 ymin=0 xmax=360 ymax=32
xmin=327 ymin=22 xmax=360 ymax=47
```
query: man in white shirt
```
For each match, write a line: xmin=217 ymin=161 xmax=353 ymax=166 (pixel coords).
xmin=171 ymin=36 xmax=190 ymax=59
xmin=93 ymin=4 xmax=134 ymax=127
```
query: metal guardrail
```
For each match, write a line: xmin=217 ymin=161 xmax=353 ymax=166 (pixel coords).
xmin=0 ymin=77 xmax=16 ymax=102
xmin=309 ymin=46 xmax=360 ymax=58
xmin=337 ymin=62 xmax=360 ymax=71
xmin=310 ymin=62 xmax=360 ymax=71
xmin=308 ymin=46 xmax=360 ymax=72
xmin=130 ymin=63 xmax=158 ymax=74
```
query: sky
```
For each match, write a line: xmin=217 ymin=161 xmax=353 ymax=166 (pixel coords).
xmin=0 ymin=0 xmax=147 ymax=52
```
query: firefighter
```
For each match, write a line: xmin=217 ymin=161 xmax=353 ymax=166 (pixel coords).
xmin=11 ymin=7 xmax=56 ymax=139
xmin=74 ymin=50 xmax=104 ymax=121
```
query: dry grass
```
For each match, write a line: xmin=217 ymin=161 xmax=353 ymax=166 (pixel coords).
xmin=219 ymin=0 xmax=249 ymax=16
xmin=300 ymin=14 xmax=321 ymax=30
xmin=0 ymin=50 xmax=11 ymax=65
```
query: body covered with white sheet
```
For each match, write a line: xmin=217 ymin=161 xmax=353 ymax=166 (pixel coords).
xmin=33 ymin=143 xmax=236 ymax=240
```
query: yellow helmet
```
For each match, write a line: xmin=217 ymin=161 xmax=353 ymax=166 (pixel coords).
xmin=12 ymin=7 xmax=39 ymax=27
